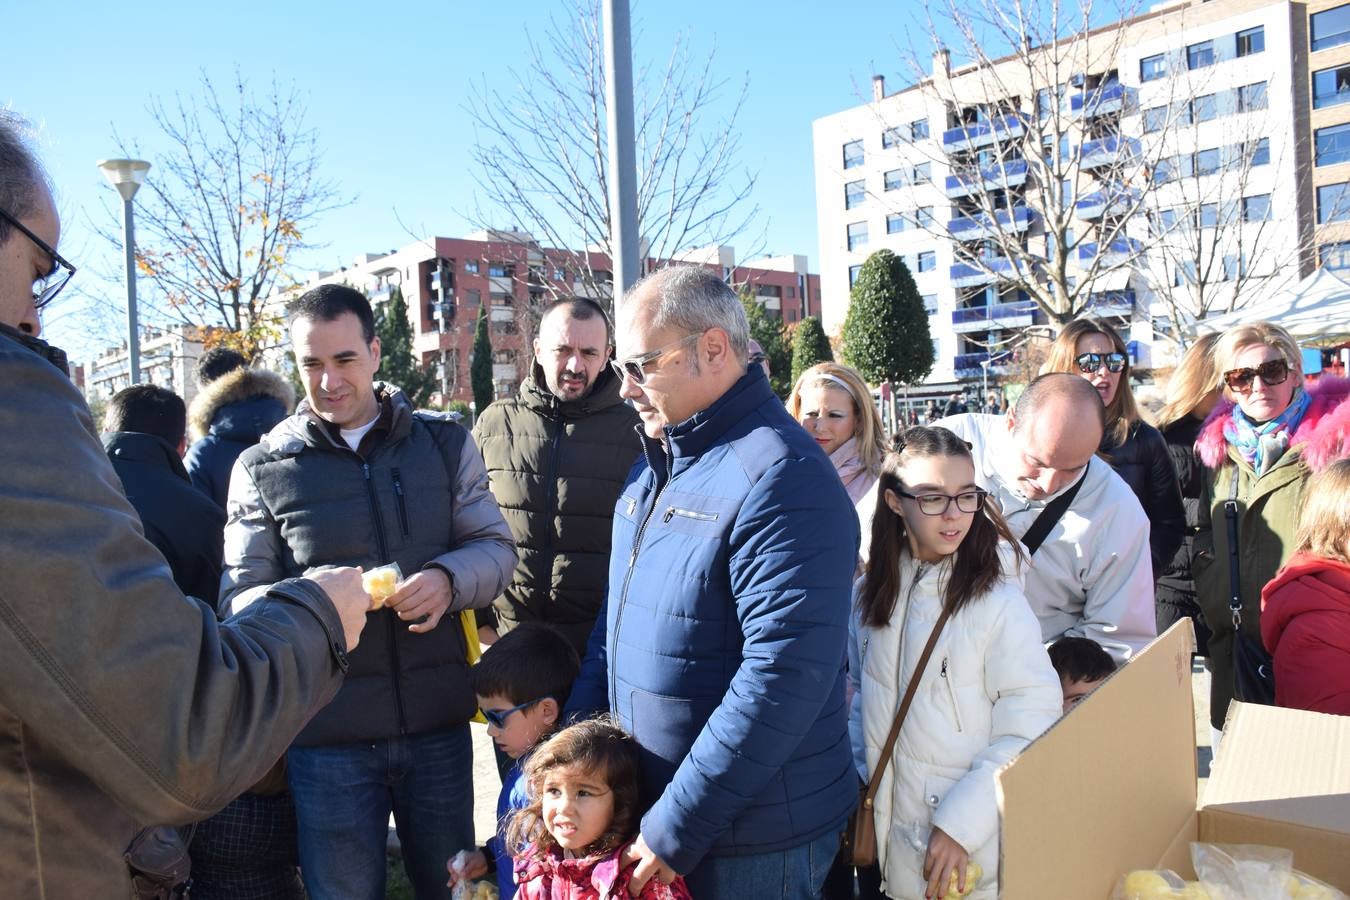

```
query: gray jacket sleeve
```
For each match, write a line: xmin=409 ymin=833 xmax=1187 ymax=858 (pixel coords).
xmin=426 ymin=431 xmax=515 ymax=612
xmin=0 ymin=344 xmax=349 ymax=825
xmin=220 ymin=456 xmax=287 ymax=616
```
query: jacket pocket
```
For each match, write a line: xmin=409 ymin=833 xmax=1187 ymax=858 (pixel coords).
xmin=662 ymin=505 xmax=719 ymax=523
xmin=938 ymin=657 xmax=965 ymax=733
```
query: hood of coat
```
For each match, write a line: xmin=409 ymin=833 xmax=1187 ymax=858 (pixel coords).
xmin=521 ymin=359 xmax=628 ymax=420
xmin=1196 ymin=376 xmax=1350 ymax=473
xmin=1261 ymin=552 xmax=1350 ymax=652
xmin=265 ymin=381 xmax=416 ymax=452
xmin=187 ymin=367 xmax=296 ymax=442
xmin=102 ymin=430 xmax=191 ymax=483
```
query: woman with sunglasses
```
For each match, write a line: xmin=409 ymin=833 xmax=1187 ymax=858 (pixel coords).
xmin=787 ymin=362 xmax=888 ymax=507
xmin=1194 ymin=321 xmax=1350 ymax=739
xmin=1044 ymin=319 xmax=1185 ymax=578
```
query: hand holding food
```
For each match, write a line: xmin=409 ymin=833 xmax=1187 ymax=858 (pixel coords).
xmin=938 ymin=861 xmax=982 ymax=900
xmin=362 ymin=563 xmax=402 ymax=610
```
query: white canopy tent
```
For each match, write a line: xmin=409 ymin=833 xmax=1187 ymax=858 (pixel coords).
xmin=1194 ymin=268 xmax=1350 ymax=346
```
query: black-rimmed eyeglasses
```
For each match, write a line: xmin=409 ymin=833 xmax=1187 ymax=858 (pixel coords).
xmin=0 ymin=207 xmax=76 ymax=310
xmin=610 ymin=331 xmax=703 ymax=385
xmin=893 ymin=488 xmax=988 ymax=516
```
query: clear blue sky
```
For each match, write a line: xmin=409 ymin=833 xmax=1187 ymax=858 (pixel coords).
xmin=5 ymin=0 xmax=944 ymax=362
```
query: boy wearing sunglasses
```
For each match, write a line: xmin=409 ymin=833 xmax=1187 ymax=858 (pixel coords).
xmin=448 ymin=624 xmax=580 ymax=899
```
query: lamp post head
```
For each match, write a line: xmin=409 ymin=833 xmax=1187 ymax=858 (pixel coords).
xmin=97 ymin=158 xmax=151 ymax=202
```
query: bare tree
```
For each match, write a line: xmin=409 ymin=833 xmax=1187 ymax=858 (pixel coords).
xmin=97 ymin=72 xmax=348 ymax=358
xmin=464 ymin=0 xmax=760 ymax=301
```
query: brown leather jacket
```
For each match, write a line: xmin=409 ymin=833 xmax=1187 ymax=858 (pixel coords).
xmin=0 ymin=326 xmax=351 ymax=897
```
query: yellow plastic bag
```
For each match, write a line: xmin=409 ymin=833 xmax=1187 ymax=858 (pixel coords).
xmin=460 ymin=609 xmax=486 ymax=724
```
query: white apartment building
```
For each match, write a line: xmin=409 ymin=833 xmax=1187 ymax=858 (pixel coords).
xmin=85 ymin=326 xmax=208 ymax=406
xmin=813 ymin=0 xmax=1314 ymax=389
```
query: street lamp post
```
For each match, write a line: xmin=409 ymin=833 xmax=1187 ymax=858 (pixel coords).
xmin=980 ymin=358 xmax=991 ymax=413
xmin=97 ymin=158 xmax=151 ymax=385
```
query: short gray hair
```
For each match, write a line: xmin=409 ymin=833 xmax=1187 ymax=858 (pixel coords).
xmin=0 ymin=113 xmax=50 ymax=245
xmin=626 ymin=265 xmax=749 ymax=362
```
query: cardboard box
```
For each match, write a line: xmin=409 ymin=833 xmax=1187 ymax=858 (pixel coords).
xmin=996 ymin=621 xmax=1350 ymax=898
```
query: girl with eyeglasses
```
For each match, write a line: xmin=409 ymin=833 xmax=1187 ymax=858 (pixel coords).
xmin=1044 ymin=318 xmax=1185 ymax=580
xmin=847 ymin=427 xmax=1060 ymax=900
xmin=1193 ymin=321 xmax=1350 ymax=741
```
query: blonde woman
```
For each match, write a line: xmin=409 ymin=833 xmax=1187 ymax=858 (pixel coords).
xmin=1154 ymin=333 xmax=1222 ymax=653
xmin=1045 ymin=318 xmax=1184 ymax=576
xmin=787 ymin=362 xmax=888 ymax=505
xmin=1195 ymin=321 xmax=1350 ymax=734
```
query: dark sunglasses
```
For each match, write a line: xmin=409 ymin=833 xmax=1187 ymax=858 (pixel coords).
xmin=1222 ymin=358 xmax=1289 ymax=392
xmin=0 ymin=207 xmax=77 ymax=310
xmin=893 ymin=488 xmax=988 ymax=516
xmin=1073 ymin=352 xmax=1126 ymax=374
xmin=480 ymin=697 xmax=544 ymax=729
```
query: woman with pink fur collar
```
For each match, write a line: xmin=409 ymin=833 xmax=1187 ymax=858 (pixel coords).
xmin=1192 ymin=321 xmax=1350 ymax=739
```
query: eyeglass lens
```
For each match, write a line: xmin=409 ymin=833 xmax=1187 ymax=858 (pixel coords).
xmin=1224 ymin=359 xmax=1289 ymax=391
xmin=913 ymin=491 xmax=985 ymax=515
xmin=1075 ymin=352 xmax=1125 ymax=374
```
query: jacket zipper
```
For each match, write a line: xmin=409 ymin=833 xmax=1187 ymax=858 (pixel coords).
xmin=939 ymin=657 xmax=964 ymax=733
xmin=662 ymin=506 xmax=718 ymax=523
xmin=392 ymin=468 xmax=411 ymax=536
xmin=364 ymin=461 xmax=408 ymax=735
xmin=610 ymin=449 xmax=674 ymax=712
xmin=543 ymin=411 xmax=563 ymax=556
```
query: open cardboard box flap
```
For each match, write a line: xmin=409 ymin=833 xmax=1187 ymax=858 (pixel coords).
xmin=996 ymin=621 xmax=1350 ymax=898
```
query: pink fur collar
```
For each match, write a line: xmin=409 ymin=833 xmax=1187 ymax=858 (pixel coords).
xmin=1195 ymin=376 xmax=1350 ymax=472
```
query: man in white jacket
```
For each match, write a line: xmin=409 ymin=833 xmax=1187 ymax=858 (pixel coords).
xmin=937 ymin=373 xmax=1156 ymax=661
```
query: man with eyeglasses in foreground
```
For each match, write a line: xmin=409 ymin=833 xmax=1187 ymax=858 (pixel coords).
xmin=934 ymin=373 xmax=1157 ymax=663
xmin=566 ymin=265 xmax=860 ymax=898
xmin=0 ymin=114 xmax=373 ymax=896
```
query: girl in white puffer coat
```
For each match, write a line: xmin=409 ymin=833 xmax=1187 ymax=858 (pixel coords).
xmin=848 ymin=427 xmax=1061 ymax=900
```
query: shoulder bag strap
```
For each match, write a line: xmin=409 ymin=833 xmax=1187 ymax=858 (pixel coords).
xmin=1020 ymin=466 xmax=1090 ymax=556
xmin=861 ymin=603 xmax=955 ymax=811
xmin=1223 ymin=470 xmax=1243 ymax=628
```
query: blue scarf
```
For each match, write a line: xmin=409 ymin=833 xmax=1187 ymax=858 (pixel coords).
xmin=1223 ymin=388 xmax=1311 ymax=475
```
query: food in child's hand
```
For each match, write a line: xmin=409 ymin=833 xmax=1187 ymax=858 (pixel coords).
xmin=471 ymin=881 xmax=497 ymax=900
xmin=362 ymin=566 xmax=399 ymax=609
xmin=938 ymin=862 xmax=981 ymax=900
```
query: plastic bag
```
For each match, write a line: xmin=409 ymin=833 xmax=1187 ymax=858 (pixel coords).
xmin=447 ymin=850 xmax=499 ymax=900
xmin=361 ymin=562 xmax=403 ymax=609
xmin=1111 ymin=869 xmax=1211 ymax=899
xmin=1190 ymin=843 xmax=1345 ymax=900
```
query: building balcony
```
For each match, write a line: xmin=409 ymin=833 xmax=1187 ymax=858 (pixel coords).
xmin=953 ymin=350 xmax=1013 ymax=379
xmin=941 ymin=114 xmax=1026 ymax=153
xmin=492 ymin=363 xmax=517 ymax=382
xmin=944 ymin=159 xmax=1028 ymax=200
xmin=428 ymin=300 xmax=456 ymax=323
xmin=1069 ymin=82 xmax=1135 ymax=119
xmin=1074 ymin=187 xmax=1140 ymax=220
xmin=488 ymin=275 xmax=514 ymax=294
xmin=369 ymin=284 xmax=392 ymax=305
xmin=490 ymin=305 xmax=515 ymax=323
xmin=950 ymin=300 xmax=1042 ymax=333
xmin=950 ymin=257 xmax=1017 ymax=288
xmin=1077 ymin=238 xmax=1145 ymax=266
xmin=1078 ymin=135 xmax=1140 ymax=171
xmin=1083 ymin=289 xmax=1136 ymax=318
xmin=429 ymin=269 xmax=444 ymax=292
xmin=948 ymin=206 xmax=1036 ymax=240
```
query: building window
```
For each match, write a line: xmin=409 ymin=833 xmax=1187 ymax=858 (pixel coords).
xmin=917 ymin=206 xmax=935 ymax=227
xmin=913 ymin=162 xmax=931 ymax=184
xmin=1238 ymin=82 xmax=1268 ymax=112
xmin=848 ymin=264 xmax=863 ymax=288
xmin=1321 ymin=241 xmax=1350 ymax=269
xmin=488 ymin=263 xmax=509 ymax=278
xmin=1222 ymin=255 xmax=1240 ymax=281
xmin=1195 ymin=147 xmax=1221 ymax=176
xmin=843 ymin=139 xmax=864 ymax=169
xmin=1199 ymin=203 xmax=1219 ymax=228
xmin=1314 ymin=65 xmax=1350 ymax=109
xmin=884 ymin=169 xmax=904 ymax=191
xmin=922 ymin=294 xmax=938 ymax=314
xmin=1316 ymin=123 xmax=1350 ymax=166
xmin=465 ymin=259 xmax=479 ymax=274
xmin=1312 ymin=4 xmax=1350 ymax=51
xmin=886 ymin=213 xmax=907 ymax=234
xmin=917 ymin=251 xmax=936 ymax=273
xmin=1151 ymin=208 xmax=1178 ymax=236
xmin=911 ymin=118 xmax=930 ymax=140
xmin=1318 ymin=182 xmax=1350 ymax=223
xmin=1236 ymin=26 xmax=1265 ymax=57
xmin=1250 ymin=138 xmax=1270 ymax=166
xmin=1187 ymin=41 xmax=1215 ymax=70
xmin=1242 ymin=194 xmax=1272 ymax=222
xmin=882 ymin=128 xmax=902 ymax=149
xmin=1191 ymin=94 xmax=1217 ymax=123
xmin=1152 ymin=158 xmax=1176 ymax=185
xmin=845 ymin=180 xmax=865 ymax=209
xmin=1143 ymin=105 xmax=1167 ymax=133
xmin=847 ymin=221 xmax=869 ymax=251
xmin=1140 ymin=54 xmax=1166 ymax=82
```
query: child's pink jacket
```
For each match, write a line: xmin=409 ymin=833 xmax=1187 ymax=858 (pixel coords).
xmin=513 ymin=842 xmax=693 ymax=900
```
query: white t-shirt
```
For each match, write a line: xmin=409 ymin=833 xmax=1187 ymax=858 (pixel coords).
xmin=339 ymin=415 xmax=380 ymax=452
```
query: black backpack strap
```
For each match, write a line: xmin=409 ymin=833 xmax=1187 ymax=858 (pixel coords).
xmin=1021 ymin=467 xmax=1089 ymax=556
xmin=1223 ymin=470 xmax=1243 ymax=628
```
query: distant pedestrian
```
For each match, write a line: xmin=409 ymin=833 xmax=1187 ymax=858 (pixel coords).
xmin=942 ymin=392 xmax=967 ymax=417
xmin=923 ymin=400 xmax=939 ymax=424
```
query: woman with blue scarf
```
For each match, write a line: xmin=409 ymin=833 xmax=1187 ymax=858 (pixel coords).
xmin=1194 ymin=322 xmax=1350 ymax=742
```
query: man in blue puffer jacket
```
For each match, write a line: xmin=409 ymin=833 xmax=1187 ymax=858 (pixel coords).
xmin=568 ymin=265 xmax=858 ymax=898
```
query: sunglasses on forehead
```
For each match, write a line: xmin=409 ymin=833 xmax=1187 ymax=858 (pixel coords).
xmin=1073 ymin=351 xmax=1127 ymax=374
xmin=1222 ymin=358 xmax=1289 ymax=392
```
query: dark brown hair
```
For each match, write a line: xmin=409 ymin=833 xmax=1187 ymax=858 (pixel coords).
xmin=857 ymin=427 xmax=1023 ymax=629
xmin=505 ymin=717 xmax=641 ymax=859
xmin=1047 ymin=636 xmax=1117 ymax=684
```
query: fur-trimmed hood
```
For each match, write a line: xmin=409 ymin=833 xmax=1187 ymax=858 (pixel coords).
xmin=187 ymin=367 xmax=295 ymax=442
xmin=1196 ymin=376 xmax=1350 ymax=473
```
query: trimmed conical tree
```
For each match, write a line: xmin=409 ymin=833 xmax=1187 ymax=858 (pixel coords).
xmin=374 ymin=286 xmax=438 ymax=408
xmin=790 ymin=316 xmax=834 ymax=387
xmin=840 ymin=249 xmax=934 ymax=388
xmin=470 ymin=306 xmax=494 ymax=415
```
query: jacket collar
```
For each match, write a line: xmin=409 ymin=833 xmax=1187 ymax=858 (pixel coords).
xmin=102 ymin=431 xmax=191 ymax=483
xmin=1196 ymin=376 xmax=1350 ymax=473
xmin=289 ymin=381 xmax=414 ymax=452
xmin=0 ymin=322 xmax=69 ymax=376
xmin=522 ymin=360 xmax=627 ymax=420
xmin=187 ymin=367 xmax=295 ymax=441
xmin=639 ymin=365 xmax=776 ymax=463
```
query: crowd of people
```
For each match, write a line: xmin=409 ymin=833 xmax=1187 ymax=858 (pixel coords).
xmin=5 ymin=110 xmax=1350 ymax=900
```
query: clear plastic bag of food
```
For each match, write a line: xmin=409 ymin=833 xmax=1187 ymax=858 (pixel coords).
xmin=1190 ymin=843 xmax=1346 ymax=900
xmin=1111 ymin=868 xmax=1211 ymax=899
xmin=361 ymin=562 xmax=402 ymax=610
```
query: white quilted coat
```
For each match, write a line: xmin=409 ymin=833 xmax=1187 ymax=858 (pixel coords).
xmin=847 ymin=550 xmax=1061 ymax=900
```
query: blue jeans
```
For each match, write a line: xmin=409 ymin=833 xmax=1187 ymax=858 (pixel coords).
xmin=682 ymin=829 xmax=840 ymax=900
xmin=288 ymin=728 xmax=474 ymax=900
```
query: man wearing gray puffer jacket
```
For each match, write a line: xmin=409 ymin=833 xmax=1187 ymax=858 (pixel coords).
xmin=221 ymin=284 xmax=515 ymax=900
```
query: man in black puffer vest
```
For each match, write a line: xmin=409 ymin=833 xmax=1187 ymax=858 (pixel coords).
xmin=474 ymin=297 xmax=641 ymax=657
xmin=221 ymin=285 xmax=515 ymax=900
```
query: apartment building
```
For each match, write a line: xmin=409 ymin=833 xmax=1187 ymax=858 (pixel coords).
xmin=86 ymin=325 xmax=207 ymax=405
xmin=813 ymin=0 xmax=1316 ymax=389
xmin=273 ymin=232 xmax=820 ymax=404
